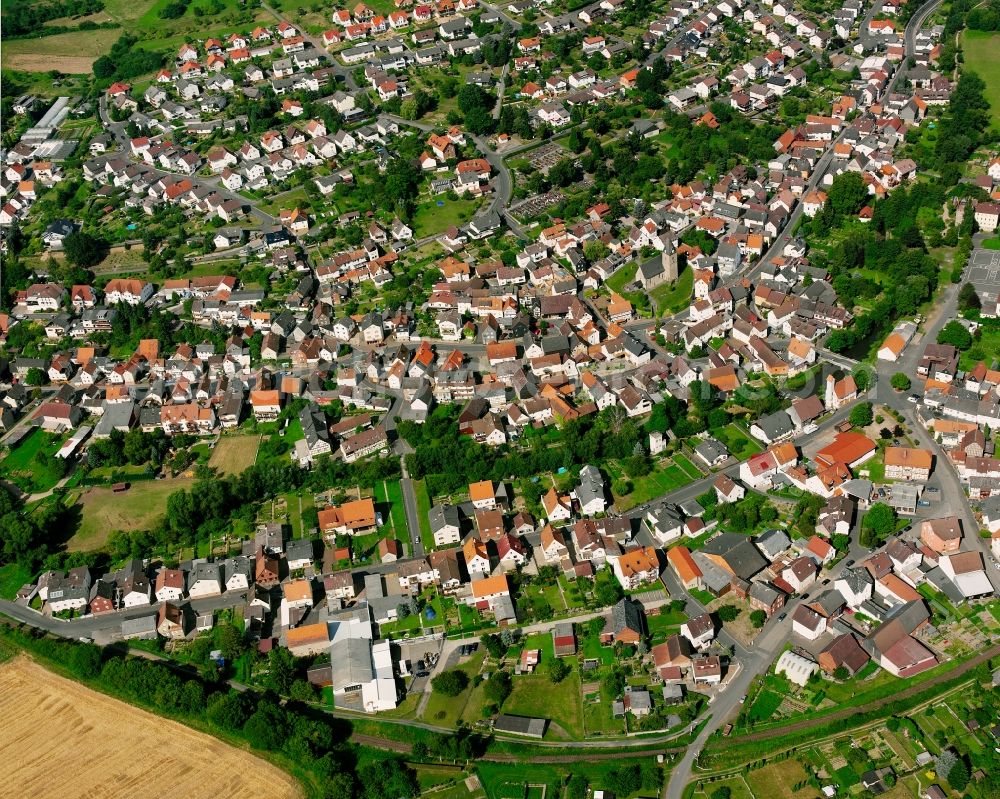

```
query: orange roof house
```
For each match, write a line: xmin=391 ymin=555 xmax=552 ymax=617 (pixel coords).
xmin=286 ymin=622 xmax=330 ymax=654
xmin=878 ymin=332 xmax=906 ymax=361
xmin=667 ymin=546 xmax=702 ymax=588
xmin=471 ymin=574 xmax=511 ymax=599
xmin=884 ymin=447 xmax=933 ymax=477
xmin=814 ymin=432 xmax=876 ymax=469
xmin=469 ymin=480 xmax=497 ymax=507
xmin=137 ymin=338 xmax=159 ymax=362
xmin=705 ymin=365 xmax=740 ymax=392
xmin=318 ymin=497 xmax=378 ymax=535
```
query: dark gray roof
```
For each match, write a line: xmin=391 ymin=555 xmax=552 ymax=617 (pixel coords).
xmin=494 ymin=714 xmax=548 ymax=737
xmin=748 ymin=581 xmax=781 ymax=606
xmin=429 ymin=503 xmax=460 ymax=532
xmin=754 ymin=409 xmax=794 ymax=440
xmin=700 ymin=533 xmax=767 ymax=580
xmin=286 ymin=537 xmax=315 ymax=561
xmin=299 ymin=403 xmax=330 ymax=449
xmin=609 ymin=597 xmax=645 ymax=636
xmin=755 ymin=529 xmax=791 ymax=559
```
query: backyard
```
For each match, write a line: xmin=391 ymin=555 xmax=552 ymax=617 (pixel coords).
xmin=69 ymin=477 xmax=195 ymax=551
xmin=207 ymin=435 xmax=260 ymax=476
xmin=606 ymin=458 xmax=696 ymax=511
xmin=421 ymin=650 xmax=485 ymax=727
xmin=501 ymin=667 xmax=584 ymax=739
xmin=0 ymin=428 xmax=70 ymax=494
xmin=373 ymin=480 xmax=409 ymax=542
xmin=412 ymin=196 xmax=484 ymax=239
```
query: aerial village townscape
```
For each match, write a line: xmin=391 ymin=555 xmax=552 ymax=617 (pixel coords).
xmin=3 ymin=0 xmax=1000 ymax=796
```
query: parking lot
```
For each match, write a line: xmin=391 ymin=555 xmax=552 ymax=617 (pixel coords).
xmin=397 ymin=637 xmax=444 ymax=694
xmin=967 ymin=246 xmax=1000 ymax=299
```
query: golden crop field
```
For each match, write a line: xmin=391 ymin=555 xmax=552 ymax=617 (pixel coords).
xmin=0 ymin=657 xmax=303 ymax=799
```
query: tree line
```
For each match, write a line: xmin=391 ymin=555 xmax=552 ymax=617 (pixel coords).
xmin=399 ymin=404 xmax=647 ymax=497
xmin=93 ymin=34 xmax=165 ymax=83
xmin=0 ymin=626 xmax=416 ymax=799
xmin=1 ymin=0 xmax=104 ymax=37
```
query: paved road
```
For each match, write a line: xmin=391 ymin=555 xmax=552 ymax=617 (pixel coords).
xmin=98 ymin=95 xmax=277 ymax=225
xmin=0 ymin=593 xmax=246 ymax=640
xmin=661 ymin=6 xmax=950 ymax=793
xmin=261 ymin=2 xmax=359 ymax=90
xmin=399 ymin=456 xmax=424 ymax=557
xmin=874 ymin=277 xmax=1000 ymax=592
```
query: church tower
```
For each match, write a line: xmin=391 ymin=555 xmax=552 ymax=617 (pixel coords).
xmin=662 ymin=238 xmax=678 ymax=282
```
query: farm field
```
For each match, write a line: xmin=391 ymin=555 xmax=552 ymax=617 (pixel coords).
xmin=963 ymin=31 xmax=1000 ymax=128
xmin=208 ymin=435 xmax=260 ymax=476
xmin=69 ymin=477 xmax=194 ymax=551
xmin=0 ymin=656 xmax=303 ymax=799
xmin=1 ymin=29 xmax=122 ymax=73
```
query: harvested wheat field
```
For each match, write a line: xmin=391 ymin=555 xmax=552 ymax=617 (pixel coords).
xmin=0 ymin=656 xmax=303 ymax=799
xmin=208 ymin=435 xmax=260 ymax=475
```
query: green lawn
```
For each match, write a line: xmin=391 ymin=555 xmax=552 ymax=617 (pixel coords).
xmin=646 ymin=609 xmax=687 ymax=643
xmin=476 ymin=761 xmax=662 ymax=799
xmin=581 ymin=634 xmax=615 ymax=666
xmin=412 ymin=196 xmax=483 ymax=238
xmin=422 ymin=651 xmax=484 ymax=726
xmin=606 ymin=263 xmax=638 ymax=294
xmin=611 ymin=462 xmax=693 ymax=511
xmin=583 ymin=694 xmax=626 ymax=736
xmin=502 ymin=667 xmax=584 ymax=739
xmin=693 ymin=777 xmax=754 ymax=799
xmin=672 ymin=453 xmax=703 ymax=480
xmin=715 ymin=423 xmax=764 ymax=458
xmin=963 ymin=30 xmax=1000 ymax=128
xmin=650 ymin=264 xmax=694 ymax=314
xmin=747 ymin=690 xmax=783 ymax=725
xmin=260 ymin=186 xmax=311 ymax=217
xmin=284 ymin=493 xmax=303 ymax=538
xmin=0 ymin=428 xmax=68 ymax=493
xmin=960 ymin=320 xmax=1000 ymax=371
xmin=0 ymin=563 xmax=33 ymax=601
xmin=373 ymin=481 xmax=409 ymax=541
xmin=689 ymin=588 xmax=716 ymax=606
xmin=559 ymin=576 xmax=586 ymax=609
xmin=70 ymin=478 xmax=195 ymax=552
xmin=379 ymin=610 xmax=423 ymax=638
